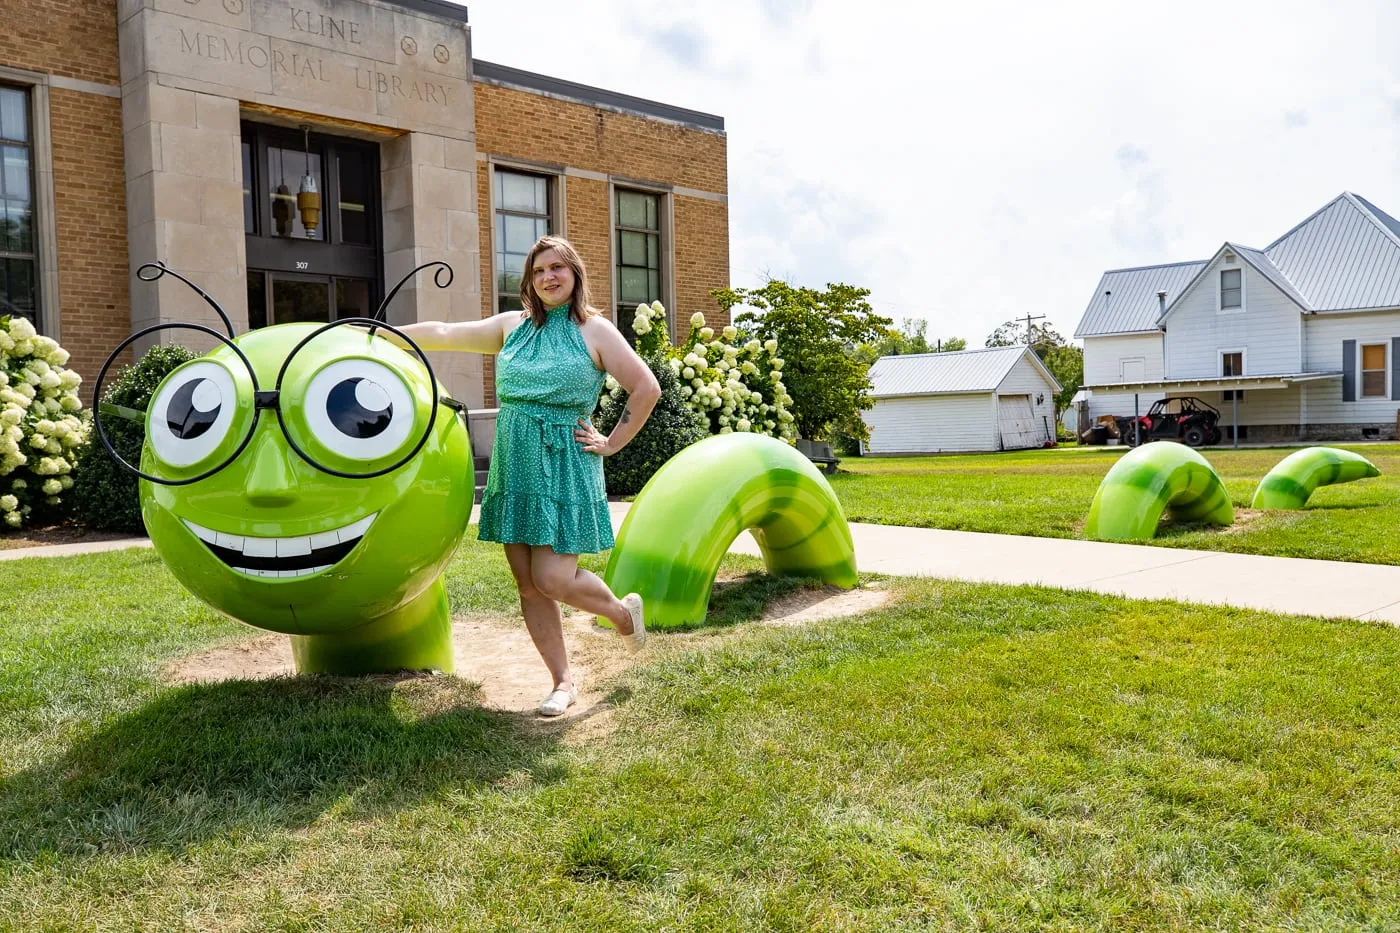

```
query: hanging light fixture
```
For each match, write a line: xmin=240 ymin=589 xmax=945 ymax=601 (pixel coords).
xmin=296 ymin=124 xmax=321 ymax=239
xmin=272 ymin=143 xmax=293 ymax=238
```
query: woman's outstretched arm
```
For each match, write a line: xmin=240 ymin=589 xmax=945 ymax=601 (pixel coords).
xmin=385 ymin=314 xmax=516 ymax=354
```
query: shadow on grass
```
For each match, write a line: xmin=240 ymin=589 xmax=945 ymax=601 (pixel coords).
xmin=657 ymin=572 xmax=834 ymax=633
xmin=0 ymin=674 xmax=563 ymax=860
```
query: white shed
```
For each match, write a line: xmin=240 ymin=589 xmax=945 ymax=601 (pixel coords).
xmin=862 ymin=347 xmax=1063 ymax=454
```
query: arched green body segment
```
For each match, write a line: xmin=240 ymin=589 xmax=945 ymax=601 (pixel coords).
xmin=1251 ymin=447 xmax=1380 ymax=509
xmin=603 ymin=433 xmax=857 ymax=629
xmin=1085 ymin=443 xmax=1233 ymax=541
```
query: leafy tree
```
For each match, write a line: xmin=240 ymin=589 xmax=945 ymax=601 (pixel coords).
xmin=984 ymin=319 xmax=1083 ymax=415
xmin=850 ymin=319 xmax=966 ymax=366
xmin=713 ymin=280 xmax=891 ymax=442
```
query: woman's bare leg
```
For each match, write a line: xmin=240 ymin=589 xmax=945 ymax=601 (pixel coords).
xmin=530 ymin=548 xmax=634 ymax=635
xmin=504 ymin=543 xmax=572 ymax=690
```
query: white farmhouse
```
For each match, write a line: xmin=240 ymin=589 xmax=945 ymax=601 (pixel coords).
xmin=1075 ymin=192 xmax=1400 ymax=443
xmin=862 ymin=346 xmax=1061 ymax=454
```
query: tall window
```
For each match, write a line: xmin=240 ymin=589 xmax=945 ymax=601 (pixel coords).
xmin=1221 ymin=350 xmax=1244 ymax=401
xmin=494 ymin=170 xmax=551 ymax=314
xmin=0 ymin=85 xmax=36 ymax=326
xmin=1361 ymin=343 xmax=1387 ymax=398
xmin=615 ymin=188 xmax=661 ymax=342
xmin=1220 ymin=269 xmax=1242 ymax=311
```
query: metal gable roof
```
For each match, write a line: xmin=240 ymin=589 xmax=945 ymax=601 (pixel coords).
xmin=1263 ymin=193 xmax=1400 ymax=311
xmin=868 ymin=346 xmax=1056 ymax=398
xmin=1078 ymin=193 xmax=1400 ymax=337
xmin=1073 ymin=261 xmax=1206 ymax=338
xmin=1159 ymin=242 xmax=1313 ymax=323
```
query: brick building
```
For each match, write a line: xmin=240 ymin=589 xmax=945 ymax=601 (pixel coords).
xmin=0 ymin=0 xmax=729 ymax=412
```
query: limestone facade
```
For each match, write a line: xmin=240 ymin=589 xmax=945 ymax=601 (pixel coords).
xmin=1 ymin=0 xmax=730 ymax=410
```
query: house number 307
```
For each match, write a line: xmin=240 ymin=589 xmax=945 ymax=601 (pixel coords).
xmin=295 ymin=261 xmax=309 ymax=270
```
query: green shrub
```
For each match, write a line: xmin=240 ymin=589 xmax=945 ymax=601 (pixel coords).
xmin=71 ymin=344 xmax=197 ymax=533
xmin=594 ymin=353 xmax=708 ymax=497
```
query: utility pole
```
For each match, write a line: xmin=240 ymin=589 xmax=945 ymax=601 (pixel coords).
xmin=1018 ymin=312 xmax=1046 ymax=347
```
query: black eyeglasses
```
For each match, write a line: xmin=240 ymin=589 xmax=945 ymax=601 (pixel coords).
xmin=94 ymin=261 xmax=468 ymax=486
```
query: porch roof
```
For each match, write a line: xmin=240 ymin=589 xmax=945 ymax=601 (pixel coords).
xmin=1082 ymin=371 xmax=1342 ymax=394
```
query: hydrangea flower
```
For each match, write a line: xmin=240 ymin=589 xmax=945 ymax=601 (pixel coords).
xmin=0 ymin=315 xmax=87 ymax=530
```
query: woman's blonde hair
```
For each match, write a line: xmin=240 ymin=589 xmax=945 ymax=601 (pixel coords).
xmin=520 ymin=235 xmax=599 ymax=327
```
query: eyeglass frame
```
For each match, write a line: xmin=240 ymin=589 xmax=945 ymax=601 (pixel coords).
xmin=93 ymin=260 xmax=467 ymax=487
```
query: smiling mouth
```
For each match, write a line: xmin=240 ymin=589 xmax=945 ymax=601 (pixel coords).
xmin=182 ymin=513 xmax=377 ymax=578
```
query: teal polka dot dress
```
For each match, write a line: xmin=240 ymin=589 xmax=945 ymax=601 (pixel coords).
xmin=478 ymin=304 xmax=613 ymax=554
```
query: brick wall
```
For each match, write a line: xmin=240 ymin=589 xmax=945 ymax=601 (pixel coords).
xmin=49 ymin=87 xmax=129 ymax=386
xmin=0 ymin=0 xmax=121 ymax=85
xmin=674 ymin=194 xmax=731 ymax=332
xmin=1 ymin=1 xmax=129 ymax=398
xmin=474 ymin=79 xmax=730 ymax=406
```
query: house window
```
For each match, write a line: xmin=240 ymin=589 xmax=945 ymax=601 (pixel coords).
xmin=1221 ymin=350 xmax=1244 ymax=401
xmin=494 ymin=169 xmax=552 ymax=315
xmin=615 ymin=187 xmax=662 ymax=342
xmin=0 ymin=84 xmax=37 ymax=326
xmin=1361 ymin=343 xmax=1387 ymax=398
xmin=1220 ymin=269 xmax=1242 ymax=311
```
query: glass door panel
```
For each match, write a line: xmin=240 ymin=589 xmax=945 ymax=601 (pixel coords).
xmin=271 ymin=274 xmax=330 ymax=325
xmin=334 ymin=277 xmax=373 ymax=319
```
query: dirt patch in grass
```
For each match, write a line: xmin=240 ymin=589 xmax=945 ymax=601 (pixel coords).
xmin=759 ymin=584 xmax=892 ymax=626
xmin=1213 ymin=508 xmax=1272 ymax=534
xmin=1067 ymin=507 xmax=1274 ymax=539
xmin=164 ymin=586 xmax=891 ymax=727
xmin=0 ymin=522 xmax=137 ymax=551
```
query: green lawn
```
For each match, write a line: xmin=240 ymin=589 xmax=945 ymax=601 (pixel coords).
xmin=832 ymin=444 xmax=1400 ymax=564
xmin=4 ymin=542 xmax=1400 ymax=928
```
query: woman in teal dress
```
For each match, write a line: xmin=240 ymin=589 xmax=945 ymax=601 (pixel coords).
xmin=393 ymin=236 xmax=661 ymax=716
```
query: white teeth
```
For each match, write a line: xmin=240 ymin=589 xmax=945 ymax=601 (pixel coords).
xmin=338 ymin=514 xmax=375 ymax=542
xmin=232 ymin=565 xmax=331 ymax=579
xmin=185 ymin=521 xmax=219 ymax=545
xmin=275 ymin=536 xmax=313 ymax=558
xmin=309 ymin=530 xmax=340 ymax=550
xmin=215 ymin=531 xmax=245 ymax=551
xmin=182 ymin=513 xmax=378 ymax=577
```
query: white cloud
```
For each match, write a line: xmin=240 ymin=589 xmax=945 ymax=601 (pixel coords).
xmin=457 ymin=0 xmax=1400 ymax=346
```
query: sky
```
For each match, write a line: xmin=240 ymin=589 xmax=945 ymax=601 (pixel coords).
xmin=455 ymin=0 xmax=1400 ymax=347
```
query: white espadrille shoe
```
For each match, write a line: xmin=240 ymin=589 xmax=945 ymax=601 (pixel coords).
xmin=537 ymin=684 xmax=577 ymax=717
xmin=619 ymin=593 xmax=646 ymax=654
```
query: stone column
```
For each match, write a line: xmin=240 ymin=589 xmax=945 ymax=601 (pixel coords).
xmin=119 ymin=23 xmax=250 ymax=354
xmin=382 ymin=131 xmax=482 ymax=409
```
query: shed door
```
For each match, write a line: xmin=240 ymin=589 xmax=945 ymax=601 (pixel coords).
xmin=997 ymin=394 xmax=1039 ymax=449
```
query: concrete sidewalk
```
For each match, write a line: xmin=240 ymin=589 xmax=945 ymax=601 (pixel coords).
xmin=727 ymin=522 xmax=1400 ymax=625
xmin=7 ymin=503 xmax=1399 ymax=625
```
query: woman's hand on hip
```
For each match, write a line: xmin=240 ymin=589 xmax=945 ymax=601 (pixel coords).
xmin=575 ymin=419 xmax=615 ymax=456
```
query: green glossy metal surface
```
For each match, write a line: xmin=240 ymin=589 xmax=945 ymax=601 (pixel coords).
xmin=1251 ymin=446 xmax=1381 ymax=510
xmin=603 ymin=432 xmax=857 ymax=629
xmin=140 ymin=323 xmax=472 ymax=674
xmin=1085 ymin=443 xmax=1233 ymax=541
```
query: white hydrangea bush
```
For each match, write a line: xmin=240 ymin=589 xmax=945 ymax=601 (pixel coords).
xmin=606 ymin=302 xmax=796 ymax=444
xmin=0 ymin=315 xmax=89 ymax=529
